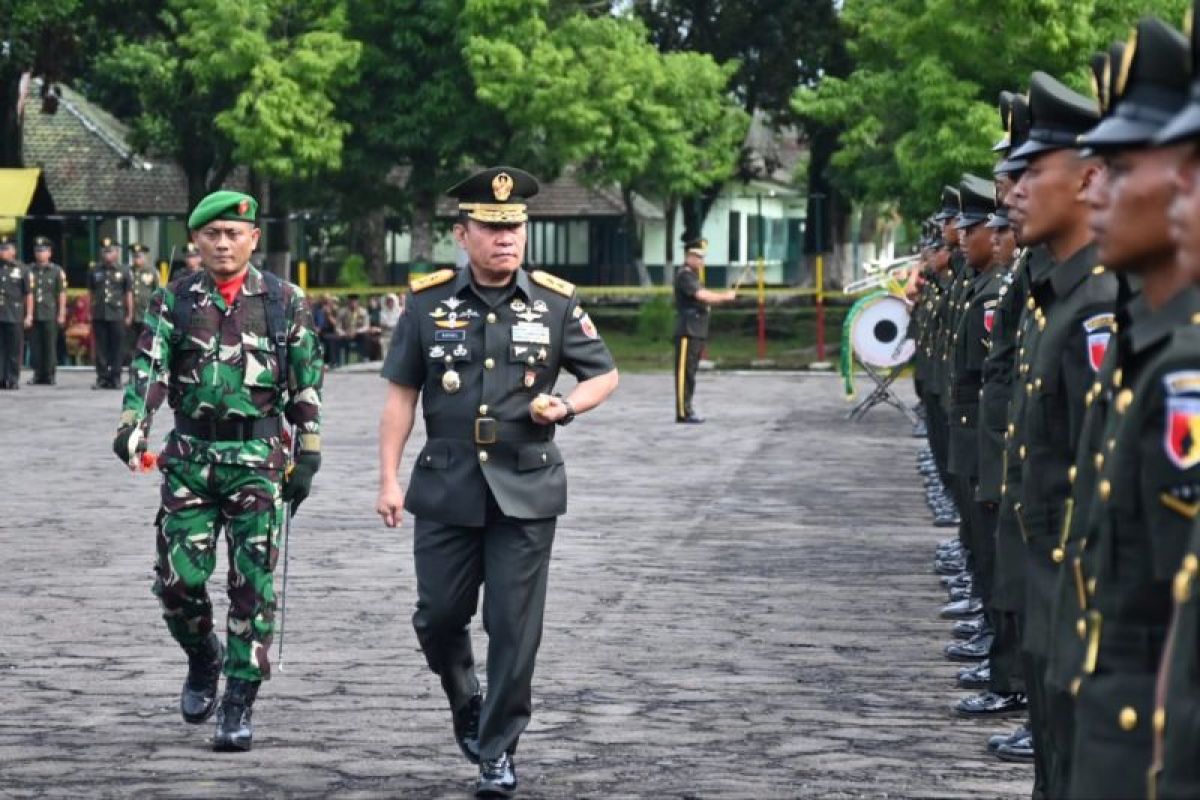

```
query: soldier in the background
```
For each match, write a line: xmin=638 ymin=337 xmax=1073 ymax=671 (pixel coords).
xmin=171 ymin=242 xmax=204 ymax=281
xmin=673 ymin=236 xmax=737 ymax=423
xmin=88 ymin=238 xmax=133 ymax=389
xmin=127 ymin=243 xmax=160 ymax=379
xmin=27 ymin=236 xmax=67 ymax=385
xmin=0 ymin=235 xmax=31 ymax=390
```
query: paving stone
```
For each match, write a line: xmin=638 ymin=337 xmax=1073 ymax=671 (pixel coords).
xmin=0 ymin=371 xmax=1029 ymax=797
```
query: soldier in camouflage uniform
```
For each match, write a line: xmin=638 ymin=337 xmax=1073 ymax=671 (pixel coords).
xmin=112 ymin=190 xmax=323 ymax=752
xmin=127 ymin=242 xmax=160 ymax=379
xmin=27 ymin=236 xmax=67 ymax=385
xmin=89 ymin=238 xmax=132 ymax=389
xmin=0 ymin=235 xmax=31 ymax=389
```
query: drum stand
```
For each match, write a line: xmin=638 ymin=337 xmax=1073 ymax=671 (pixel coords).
xmin=847 ymin=362 xmax=920 ymax=424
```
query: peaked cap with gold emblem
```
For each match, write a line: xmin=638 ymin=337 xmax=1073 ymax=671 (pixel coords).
xmin=446 ymin=166 xmax=539 ymax=224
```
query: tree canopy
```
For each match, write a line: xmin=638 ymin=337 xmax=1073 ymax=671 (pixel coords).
xmin=793 ymin=0 xmax=1190 ymax=221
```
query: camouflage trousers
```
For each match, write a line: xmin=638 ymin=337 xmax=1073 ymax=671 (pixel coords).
xmin=152 ymin=459 xmax=284 ymax=682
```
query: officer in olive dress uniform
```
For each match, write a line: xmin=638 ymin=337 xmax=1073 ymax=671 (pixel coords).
xmin=673 ymin=237 xmax=736 ymax=423
xmin=27 ymin=236 xmax=67 ymax=385
xmin=1006 ymin=70 xmax=1114 ymax=796
xmin=127 ymin=243 xmax=160 ymax=378
xmin=170 ymin=242 xmax=204 ymax=282
xmin=1149 ymin=7 xmax=1200 ymax=793
xmin=0 ymin=235 xmax=32 ymax=389
xmin=1050 ymin=19 xmax=1200 ymax=799
xmin=947 ymin=177 xmax=1031 ymax=722
xmin=376 ymin=167 xmax=619 ymax=798
xmin=88 ymin=238 xmax=133 ymax=389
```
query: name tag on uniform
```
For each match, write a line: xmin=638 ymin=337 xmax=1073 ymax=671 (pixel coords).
xmin=435 ymin=330 xmax=466 ymax=342
xmin=511 ymin=322 xmax=550 ymax=345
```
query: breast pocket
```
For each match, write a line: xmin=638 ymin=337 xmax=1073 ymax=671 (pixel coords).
xmin=242 ymin=337 xmax=281 ymax=388
xmin=173 ymin=341 xmax=209 ymax=385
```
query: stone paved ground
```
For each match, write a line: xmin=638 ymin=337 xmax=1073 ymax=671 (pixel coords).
xmin=0 ymin=370 xmax=1031 ymax=799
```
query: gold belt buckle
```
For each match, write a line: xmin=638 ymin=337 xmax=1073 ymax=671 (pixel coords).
xmin=474 ymin=417 xmax=497 ymax=445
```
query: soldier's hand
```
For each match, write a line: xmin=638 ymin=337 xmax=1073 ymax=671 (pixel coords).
xmin=282 ymin=452 xmax=321 ymax=514
xmin=57 ymin=314 xmax=66 ymax=326
xmin=112 ymin=425 xmax=146 ymax=470
xmin=724 ymin=290 xmax=738 ymax=302
xmin=376 ymin=483 xmax=405 ymax=528
xmin=530 ymin=393 xmax=566 ymax=425
xmin=23 ymin=316 xmax=32 ymax=329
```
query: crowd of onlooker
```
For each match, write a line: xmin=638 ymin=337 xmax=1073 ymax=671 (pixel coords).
xmin=312 ymin=292 xmax=404 ymax=368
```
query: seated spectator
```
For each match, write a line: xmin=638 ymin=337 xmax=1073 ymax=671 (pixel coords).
xmin=337 ymin=294 xmax=371 ymax=364
xmin=65 ymin=296 xmax=93 ymax=365
xmin=379 ymin=293 xmax=403 ymax=359
xmin=316 ymin=295 xmax=342 ymax=368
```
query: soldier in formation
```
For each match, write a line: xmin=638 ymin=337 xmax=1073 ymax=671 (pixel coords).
xmin=912 ymin=8 xmax=1200 ymax=796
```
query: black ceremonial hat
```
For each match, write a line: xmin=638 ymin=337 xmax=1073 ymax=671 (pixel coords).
xmin=1010 ymin=72 xmax=1101 ymax=160
xmin=955 ymin=174 xmax=997 ymax=230
xmin=1156 ymin=1 xmax=1200 ymax=145
xmin=996 ymin=94 xmax=1032 ymax=175
xmin=933 ymin=186 xmax=961 ymax=222
xmin=1079 ymin=18 xmax=1190 ymax=150
xmin=446 ymin=166 xmax=540 ymax=224
xmin=985 ymin=207 xmax=1012 ymax=230
xmin=993 ymin=91 xmax=1016 ymax=153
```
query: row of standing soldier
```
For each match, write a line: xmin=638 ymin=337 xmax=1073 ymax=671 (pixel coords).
xmin=907 ymin=10 xmax=1200 ymax=798
xmin=0 ymin=236 xmax=203 ymax=389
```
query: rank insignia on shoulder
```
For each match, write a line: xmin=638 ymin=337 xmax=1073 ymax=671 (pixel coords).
xmin=1164 ymin=372 xmax=1200 ymax=470
xmin=530 ymin=270 xmax=574 ymax=297
xmin=410 ymin=269 xmax=455 ymax=293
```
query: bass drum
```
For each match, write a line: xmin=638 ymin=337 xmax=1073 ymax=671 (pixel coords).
xmin=850 ymin=293 xmax=915 ymax=368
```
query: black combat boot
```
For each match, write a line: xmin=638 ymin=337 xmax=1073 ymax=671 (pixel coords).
xmin=180 ymin=633 xmax=224 ymax=724
xmin=212 ymin=678 xmax=259 ymax=752
xmin=476 ymin=751 xmax=517 ymax=798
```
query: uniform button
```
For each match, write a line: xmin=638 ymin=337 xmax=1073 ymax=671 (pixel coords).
xmin=1107 ymin=438 xmax=1116 ymax=453
xmin=1070 ymin=677 xmax=1082 ymax=697
xmin=424 ymin=455 xmax=432 ymax=464
xmin=1118 ymin=707 xmax=1138 ymax=731
xmin=1052 ymin=547 xmax=1064 ymax=564
xmin=1098 ymin=480 xmax=1111 ymax=501
xmin=961 ymin=416 xmax=968 ymax=424
xmin=1185 ymin=554 xmax=1200 ymax=574
xmin=1114 ymin=368 xmax=1123 ymax=387
xmin=1027 ymin=298 xmax=1035 ymax=310
xmin=1026 ymin=382 xmax=1033 ymax=396
xmin=486 ymin=312 xmax=497 ymax=323
xmin=484 ymin=358 xmax=495 ymax=369
xmin=478 ymin=404 xmax=488 ymax=416
xmin=1001 ymin=483 xmax=1007 ymax=496
xmin=1095 ymin=453 xmax=1104 ymax=470
xmin=1068 ymin=466 xmax=1078 ymax=484
xmin=1092 ymin=382 xmax=1101 ymax=395
xmin=1176 ymin=568 xmax=1195 ymax=604
xmin=478 ymin=450 xmax=489 ymax=463
xmin=541 ymin=453 xmax=548 ymax=463
xmin=1087 ymin=577 xmax=1097 ymax=596
xmin=1116 ymin=389 xmax=1133 ymax=413
xmin=1076 ymin=618 xmax=1087 ymax=640
xmin=1019 ymin=445 xmax=1027 ymax=459
xmin=1008 ymin=423 xmax=1016 ymax=436
xmin=1034 ymin=377 xmax=1043 ymax=390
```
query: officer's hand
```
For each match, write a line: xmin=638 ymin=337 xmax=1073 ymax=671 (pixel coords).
xmin=376 ymin=483 xmax=406 ymax=528
xmin=112 ymin=425 xmax=146 ymax=471
xmin=723 ymin=290 xmax=738 ymax=302
xmin=23 ymin=316 xmax=32 ymax=329
xmin=530 ymin=393 xmax=566 ymax=425
xmin=282 ymin=452 xmax=321 ymax=514
xmin=57 ymin=314 xmax=66 ymax=326
xmin=124 ymin=315 xmax=133 ymax=327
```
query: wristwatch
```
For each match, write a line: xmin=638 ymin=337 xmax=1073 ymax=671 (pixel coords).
xmin=557 ymin=397 xmax=577 ymax=426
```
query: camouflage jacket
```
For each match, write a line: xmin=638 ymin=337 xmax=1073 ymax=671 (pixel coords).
xmin=120 ymin=266 xmax=323 ymax=468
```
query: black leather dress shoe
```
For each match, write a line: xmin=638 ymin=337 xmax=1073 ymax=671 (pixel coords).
xmin=476 ymin=752 xmax=517 ymax=798
xmin=181 ymin=634 xmax=224 ymax=724
xmin=453 ymin=694 xmax=482 ymax=764
xmin=987 ymin=725 xmax=1030 ymax=753
xmin=935 ymin=558 xmax=967 ymax=576
xmin=996 ymin=731 xmax=1035 ymax=762
xmin=954 ymin=691 xmax=1027 ymax=717
xmin=676 ymin=414 xmax=705 ymax=424
xmin=947 ymin=584 xmax=975 ymax=603
xmin=957 ymin=660 xmax=991 ymax=689
xmin=952 ymin=615 xmax=988 ymax=639
xmin=940 ymin=597 xmax=984 ymax=620
xmin=933 ymin=511 xmax=961 ymax=528
xmin=945 ymin=632 xmax=993 ymax=662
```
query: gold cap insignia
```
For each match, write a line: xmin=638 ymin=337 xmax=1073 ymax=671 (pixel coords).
xmin=492 ymin=172 xmax=514 ymax=202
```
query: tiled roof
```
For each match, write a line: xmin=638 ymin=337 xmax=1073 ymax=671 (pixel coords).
xmin=21 ymin=81 xmax=189 ymax=215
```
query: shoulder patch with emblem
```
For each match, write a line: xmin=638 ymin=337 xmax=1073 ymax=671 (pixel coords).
xmin=1164 ymin=371 xmax=1200 ymax=471
xmin=410 ymin=269 xmax=455 ymax=293
xmin=983 ymin=299 xmax=999 ymax=333
xmin=1083 ymin=313 xmax=1115 ymax=373
xmin=530 ymin=270 xmax=575 ymax=297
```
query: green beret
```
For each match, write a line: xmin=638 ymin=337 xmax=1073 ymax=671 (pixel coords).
xmin=188 ymin=190 xmax=258 ymax=230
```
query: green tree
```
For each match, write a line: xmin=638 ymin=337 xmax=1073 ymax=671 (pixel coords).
xmin=90 ymin=0 xmax=360 ymax=207
xmin=465 ymin=2 xmax=747 ymax=281
xmin=793 ymin=0 xmax=1190 ymax=222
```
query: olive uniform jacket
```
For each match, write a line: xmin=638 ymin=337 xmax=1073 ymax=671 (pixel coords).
xmin=947 ymin=264 xmax=1004 ymax=479
xmin=384 ymin=267 xmax=615 ymax=527
xmin=674 ymin=267 xmax=710 ymax=339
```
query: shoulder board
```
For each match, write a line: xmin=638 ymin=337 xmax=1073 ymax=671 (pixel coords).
xmin=530 ymin=270 xmax=575 ymax=297
xmin=410 ymin=268 xmax=455 ymax=293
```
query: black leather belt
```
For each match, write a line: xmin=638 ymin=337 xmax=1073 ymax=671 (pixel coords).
xmin=175 ymin=414 xmax=283 ymax=441
xmin=425 ymin=417 xmax=551 ymax=445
